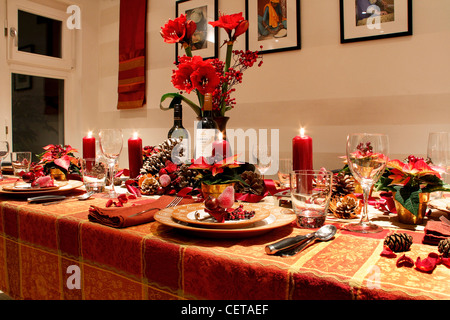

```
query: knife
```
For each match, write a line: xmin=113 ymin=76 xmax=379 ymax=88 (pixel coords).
xmin=27 ymin=195 xmax=67 ymax=203
xmin=265 ymin=233 xmax=312 ymax=255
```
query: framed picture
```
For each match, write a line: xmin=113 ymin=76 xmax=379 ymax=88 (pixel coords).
xmin=245 ymin=0 xmax=301 ymax=54
xmin=340 ymin=0 xmax=412 ymax=43
xmin=176 ymin=0 xmax=218 ymax=61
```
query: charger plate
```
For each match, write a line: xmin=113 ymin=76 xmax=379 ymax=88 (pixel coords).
xmin=154 ymin=203 xmax=296 ymax=238
xmin=171 ymin=203 xmax=270 ymax=229
xmin=0 ymin=180 xmax=83 ymax=197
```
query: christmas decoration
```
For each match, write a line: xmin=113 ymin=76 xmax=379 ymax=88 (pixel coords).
xmin=329 ymin=194 xmax=361 ymax=219
xmin=384 ymin=233 xmax=413 ymax=252
xmin=235 ymin=170 xmax=265 ymax=196
xmin=331 ymin=172 xmax=355 ymax=199
xmin=438 ymin=238 xmax=450 ymax=258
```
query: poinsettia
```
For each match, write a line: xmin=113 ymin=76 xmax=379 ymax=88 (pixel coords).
xmin=36 ymin=144 xmax=80 ymax=175
xmin=160 ymin=12 xmax=262 ymax=118
xmin=190 ymin=154 xmax=244 ymax=185
xmin=376 ymin=155 xmax=450 ymax=217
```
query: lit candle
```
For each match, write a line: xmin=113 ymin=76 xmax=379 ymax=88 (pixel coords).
xmin=83 ymin=131 xmax=96 ymax=159
xmin=128 ymin=132 xmax=143 ymax=178
xmin=212 ymin=132 xmax=231 ymax=160
xmin=292 ymin=128 xmax=313 ymax=171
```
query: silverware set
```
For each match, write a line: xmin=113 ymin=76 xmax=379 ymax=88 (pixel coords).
xmin=128 ymin=196 xmax=183 ymax=218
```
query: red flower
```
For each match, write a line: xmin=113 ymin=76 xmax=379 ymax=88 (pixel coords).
xmin=190 ymin=60 xmax=220 ymax=95
xmin=160 ymin=14 xmax=196 ymax=45
xmin=388 ymin=158 xmax=441 ymax=187
xmin=171 ymin=60 xmax=196 ymax=93
xmin=209 ymin=12 xmax=248 ymax=41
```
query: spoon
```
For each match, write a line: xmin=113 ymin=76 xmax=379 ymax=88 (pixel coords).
xmin=279 ymin=225 xmax=337 ymax=257
xmin=42 ymin=191 xmax=94 ymax=205
xmin=265 ymin=224 xmax=337 ymax=255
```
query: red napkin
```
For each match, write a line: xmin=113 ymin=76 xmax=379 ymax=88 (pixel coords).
xmin=88 ymin=195 xmax=194 ymax=228
xmin=423 ymin=220 xmax=450 ymax=245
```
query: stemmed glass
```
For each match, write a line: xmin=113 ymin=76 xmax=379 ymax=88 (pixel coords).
xmin=346 ymin=133 xmax=389 ymax=233
xmin=99 ymin=129 xmax=123 ymax=198
xmin=427 ymin=132 xmax=449 ymax=198
xmin=252 ymin=144 xmax=272 ymax=178
xmin=0 ymin=141 xmax=9 ymax=181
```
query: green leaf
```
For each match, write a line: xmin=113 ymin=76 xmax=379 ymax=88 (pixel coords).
xmin=160 ymin=93 xmax=202 ymax=117
xmin=394 ymin=185 xmax=421 ymax=216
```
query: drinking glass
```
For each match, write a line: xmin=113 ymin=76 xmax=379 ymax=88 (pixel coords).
xmin=290 ymin=169 xmax=333 ymax=228
xmin=99 ymin=129 xmax=123 ymax=198
xmin=252 ymin=144 xmax=272 ymax=178
xmin=80 ymin=158 xmax=107 ymax=193
xmin=0 ymin=141 xmax=9 ymax=180
xmin=11 ymin=151 xmax=32 ymax=176
xmin=346 ymin=133 xmax=389 ymax=233
xmin=277 ymin=159 xmax=292 ymax=188
xmin=427 ymin=132 xmax=449 ymax=191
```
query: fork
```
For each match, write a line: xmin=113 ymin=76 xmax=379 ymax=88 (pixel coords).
xmin=128 ymin=196 xmax=183 ymax=218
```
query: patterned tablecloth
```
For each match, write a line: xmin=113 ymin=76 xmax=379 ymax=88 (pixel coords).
xmin=0 ymin=178 xmax=449 ymax=300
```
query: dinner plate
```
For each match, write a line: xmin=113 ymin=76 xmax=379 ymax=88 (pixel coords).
xmin=154 ymin=203 xmax=296 ymax=238
xmin=0 ymin=180 xmax=84 ymax=197
xmin=429 ymin=198 xmax=450 ymax=214
xmin=171 ymin=204 xmax=271 ymax=229
xmin=2 ymin=181 xmax=67 ymax=192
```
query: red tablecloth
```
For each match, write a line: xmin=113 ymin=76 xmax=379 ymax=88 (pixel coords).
xmin=0 ymin=180 xmax=449 ymax=300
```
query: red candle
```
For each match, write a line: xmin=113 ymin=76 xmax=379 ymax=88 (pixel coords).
xmin=83 ymin=131 xmax=96 ymax=159
xmin=128 ymin=132 xmax=143 ymax=178
xmin=212 ymin=133 xmax=231 ymax=160
xmin=292 ymin=128 xmax=313 ymax=171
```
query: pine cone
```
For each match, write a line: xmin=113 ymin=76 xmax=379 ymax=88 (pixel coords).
xmin=140 ymin=175 xmax=160 ymax=195
xmin=235 ymin=170 xmax=265 ymax=196
xmin=332 ymin=173 xmax=355 ymax=198
xmin=329 ymin=194 xmax=360 ymax=219
xmin=384 ymin=233 xmax=413 ymax=252
xmin=141 ymin=138 xmax=182 ymax=175
xmin=176 ymin=164 xmax=200 ymax=189
xmin=438 ymin=238 xmax=450 ymax=257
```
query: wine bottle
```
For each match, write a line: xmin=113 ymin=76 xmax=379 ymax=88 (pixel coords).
xmin=194 ymin=93 xmax=217 ymax=161
xmin=168 ymin=103 xmax=190 ymax=164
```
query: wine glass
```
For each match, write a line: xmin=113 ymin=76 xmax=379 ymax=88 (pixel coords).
xmin=252 ymin=144 xmax=272 ymax=178
xmin=0 ymin=141 xmax=9 ymax=181
xmin=346 ymin=133 xmax=389 ymax=233
xmin=99 ymin=129 xmax=123 ymax=198
xmin=427 ymin=132 xmax=449 ymax=198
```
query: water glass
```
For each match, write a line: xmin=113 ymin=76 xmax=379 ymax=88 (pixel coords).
xmin=277 ymin=159 xmax=292 ymax=188
xmin=427 ymin=132 xmax=449 ymax=198
xmin=0 ymin=141 xmax=9 ymax=180
xmin=80 ymin=158 xmax=107 ymax=193
xmin=11 ymin=151 xmax=31 ymax=176
xmin=290 ymin=169 xmax=333 ymax=228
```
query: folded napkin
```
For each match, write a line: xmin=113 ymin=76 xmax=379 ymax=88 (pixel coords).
xmin=423 ymin=220 xmax=450 ymax=245
xmin=88 ymin=195 xmax=195 ymax=228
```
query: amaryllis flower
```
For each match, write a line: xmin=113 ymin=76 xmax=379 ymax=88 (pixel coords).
xmin=160 ymin=14 xmax=196 ymax=45
xmin=190 ymin=60 xmax=220 ymax=95
xmin=209 ymin=12 xmax=249 ymax=41
xmin=171 ymin=61 xmax=196 ymax=93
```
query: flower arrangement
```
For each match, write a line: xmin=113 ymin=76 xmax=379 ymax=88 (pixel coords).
xmin=36 ymin=144 xmax=81 ymax=175
xmin=160 ymin=12 xmax=263 ymax=118
xmin=189 ymin=154 xmax=244 ymax=185
xmin=376 ymin=155 xmax=450 ymax=216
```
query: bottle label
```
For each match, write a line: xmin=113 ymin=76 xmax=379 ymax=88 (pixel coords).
xmin=195 ymin=129 xmax=216 ymax=160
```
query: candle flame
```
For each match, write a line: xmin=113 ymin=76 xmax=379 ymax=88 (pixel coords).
xmin=87 ymin=131 xmax=93 ymax=138
xmin=218 ymin=132 xmax=223 ymax=140
xmin=133 ymin=132 xmax=138 ymax=139
xmin=300 ymin=128 xmax=305 ymax=137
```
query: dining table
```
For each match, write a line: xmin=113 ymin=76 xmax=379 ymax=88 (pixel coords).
xmin=0 ymin=175 xmax=449 ymax=303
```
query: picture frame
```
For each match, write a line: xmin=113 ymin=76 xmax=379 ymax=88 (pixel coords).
xmin=340 ymin=0 xmax=412 ymax=43
xmin=176 ymin=0 xmax=218 ymax=61
xmin=245 ymin=0 xmax=301 ymax=54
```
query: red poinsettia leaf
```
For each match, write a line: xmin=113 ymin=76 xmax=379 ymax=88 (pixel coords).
xmin=415 ymin=256 xmax=437 ymax=273
xmin=380 ymin=246 xmax=397 ymax=258
xmin=54 ymin=155 xmax=70 ymax=171
xmin=42 ymin=144 xmax=55 ymax=151
xmin=165 ymin=161 xmax=178 ymax=174
xmin=396 ymin=254 xmax=414 ymax=268
xmin=205 ymin=209 xmax=225 ymax=223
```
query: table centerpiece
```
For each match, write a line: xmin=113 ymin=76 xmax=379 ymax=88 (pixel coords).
xmin=36 ymin=144 xmax=81 ymax=181
xmin=159 ymin=12 xmax=263 ymax=138
xmin=375 ymin=155 xmax=450 ymax=224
